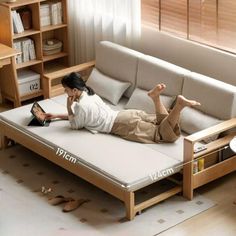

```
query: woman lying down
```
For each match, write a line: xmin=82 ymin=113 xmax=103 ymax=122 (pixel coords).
xmin=45 ymin=72 xmax=200 ymax=144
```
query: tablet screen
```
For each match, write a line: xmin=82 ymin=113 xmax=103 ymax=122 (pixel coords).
xmin=30 ymin=102 xmax=47 ymax=125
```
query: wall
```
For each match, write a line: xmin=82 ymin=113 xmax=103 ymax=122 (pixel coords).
xmin=140 ymin=26 xmax=236 ymax=86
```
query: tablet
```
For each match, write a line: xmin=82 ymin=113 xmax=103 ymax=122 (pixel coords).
xmin=30 ymin=102 xmax=49 ymax=126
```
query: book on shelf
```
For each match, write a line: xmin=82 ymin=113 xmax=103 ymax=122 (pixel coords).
xmin=51 ymin=2 xmax=62 ymax=25
xmin=11 ymin=10 xmax=24 ymax=34
xmin=17 ymin=13 xmax=25 ymax=32
xmin=40 ymin=1 xmax=63 ymax=27
xmin=13 ymin=40 xmax=22 ymax=64
xmin=11 ymin=11 xmax=18 ymax=34
xmin=22 ymin=39 xmax=30 ymax=62
xmin=57 ymin=1 xmax=62 ymax=24
xmin=13 ymin=38 xmax=36 ymax=64
xmin=29 ymin=40 xmax=36 ymax=60
xmin=40 ymin=3 xmax=51 ymax=27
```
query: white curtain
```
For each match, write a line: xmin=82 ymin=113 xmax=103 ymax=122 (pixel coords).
xmin=68 ymin=0 xmax=141 ymax=64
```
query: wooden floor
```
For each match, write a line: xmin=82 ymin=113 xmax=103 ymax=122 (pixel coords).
xmin=0 ymin=102 xmax=235 ymax=235
xmin=160 ymin=172 xmax=236 ymax=236
xmin=0 ymin=102 xmax=13 ymax=112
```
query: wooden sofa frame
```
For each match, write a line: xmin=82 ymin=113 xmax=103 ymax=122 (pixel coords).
xmin=1 ymin=61 xmax=235 ymax=220
xmin=183 ymin=118 xmax=236 ymax=200
xmin=0 ymin=61 xmax=181 ymax=221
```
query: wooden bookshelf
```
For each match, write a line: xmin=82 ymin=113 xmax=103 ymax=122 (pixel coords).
xmin=15 ymin=59 xmax=42 ymax=69
xmin=0 ymin=0 xmax=69 ymax=107
xmin=13 ymin=29 xmax=41 ymax=39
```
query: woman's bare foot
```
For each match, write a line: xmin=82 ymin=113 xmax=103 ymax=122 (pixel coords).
xmin=148 ymin=83 xmax=166 ymax=99
xmin=177 ymin=95 xmax=201 ymax=108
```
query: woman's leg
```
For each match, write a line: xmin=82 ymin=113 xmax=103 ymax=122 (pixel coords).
xmin=148 ymin=83 xmax=169 ymax=115
xmin=148 ymin=83 xmax=200 ymax=129
xmin=166 ymin=95 xmax=201 ymax=129
xmin=157 ymin=95 xmax=200 ymax=143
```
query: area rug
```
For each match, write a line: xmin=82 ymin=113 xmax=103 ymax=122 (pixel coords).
xmin=0 ymin=145 xmax=215 ymax=236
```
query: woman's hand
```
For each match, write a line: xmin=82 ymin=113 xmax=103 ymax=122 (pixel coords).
xmin=67 ymin=95 xmax=75 ymax=108
xmin=44 ymin=113 xmax=58 ymax=120
xmin=67 ymin=95 xmax=75 ymax=116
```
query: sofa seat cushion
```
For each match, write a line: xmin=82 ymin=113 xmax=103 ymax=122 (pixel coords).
xmin=136 ymin=55 xmax=190 ymax=96
xmin=0 ymin=99 xmax=181 ymax=192
xmin=86 ymin=68 xmax=131 ymax=105
xmin=125 ymin=87 xmax=174 ymax=114
xmin=183 ymin=72 xmax=236 ymax=120
xmin=146 ymin=134 xmax=185 ymax=163
xmin=96 ymin=41 xmax=143 ymax=97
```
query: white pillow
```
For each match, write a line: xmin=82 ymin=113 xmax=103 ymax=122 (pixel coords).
xmin=125 ymin=87 xmax=174 ymax=114
xmin=87 ymin=68 xmax=131 ymax=105
xmin=180 ymin=107 xmax=223 ymax=143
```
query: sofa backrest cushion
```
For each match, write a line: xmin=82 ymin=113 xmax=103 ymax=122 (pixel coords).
xmin=183 ymin=72 xmax=236 ymax=120
xmin=180 ymin=107 xmax=222 ymax=143
xmin=125 ymin=88 xmax=174 ymax=114
xmin=136 ymin=55 xmax=190 ymax=96
xmin=95 ymin=41 xmax=143 ymax=97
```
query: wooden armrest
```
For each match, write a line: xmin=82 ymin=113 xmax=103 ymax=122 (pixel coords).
xmin=44 ymin=60 xmax=95 ymax=81
xmin=184 ymin=117 xmax=236 ymax=143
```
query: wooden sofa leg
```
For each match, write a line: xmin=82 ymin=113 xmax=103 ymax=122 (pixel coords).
xmin=0 ymin=135 xmax=9 ymax=150
xmin=124 ymin=191 xmax=135 ymax=220
xmin=183 ymin=139 xmax=194 ymax=200
xmin=183 ymin=163 xmax=194 ymax=200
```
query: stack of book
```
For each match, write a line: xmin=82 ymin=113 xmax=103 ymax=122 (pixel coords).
xmin=40 ymin=1 xmax=62 ymax=27
xmin=11 ymin=10 xmax=24 ymax=34
xmin=13 ymin=37 xmax=36 ymax=64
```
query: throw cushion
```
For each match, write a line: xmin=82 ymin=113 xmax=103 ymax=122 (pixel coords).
xmin=180 ymin=107 xmax=223 ymax=143
xmin=125 ymin=88 xmax=174 ymax=114
xmin=87 ymin=68 xmax=131 ymax=105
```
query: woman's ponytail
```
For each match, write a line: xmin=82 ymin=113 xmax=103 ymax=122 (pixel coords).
xmin=85 ymin=85 xmax=95 ymax=96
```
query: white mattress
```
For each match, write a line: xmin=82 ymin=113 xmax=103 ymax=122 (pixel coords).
xmin=0 ymin=97 xmax=184 ymax=191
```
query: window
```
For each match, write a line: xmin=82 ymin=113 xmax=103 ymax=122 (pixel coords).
xmin=142 ymin=0 xmax=236 ymax=54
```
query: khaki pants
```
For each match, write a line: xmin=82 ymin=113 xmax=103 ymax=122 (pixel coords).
xmin=111 ymin=109 xmax=180 ymax=144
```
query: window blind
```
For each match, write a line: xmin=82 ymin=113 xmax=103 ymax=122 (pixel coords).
xmin=142 ymin=0 xmax=236 ymax=54
xmin=141 ymin=0 xmax=159 ymax=28
xmin=189 ymin=0 xmax=217 ymax=45
xmin=161 ymin=0 xmax=187 ymax=37
xmin=218 ymin=0 xmax=236 ymax=52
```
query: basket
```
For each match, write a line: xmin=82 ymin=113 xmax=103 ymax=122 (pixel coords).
xmin=43 ymin=39 xmax=62 ymax=56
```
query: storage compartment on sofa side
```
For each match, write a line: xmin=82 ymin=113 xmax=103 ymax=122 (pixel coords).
xmin=192 ymin=133 xmax=236 ymax=188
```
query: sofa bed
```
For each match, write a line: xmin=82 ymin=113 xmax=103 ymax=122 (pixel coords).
xmin=1 ymin=41 xmax=236 ymax=220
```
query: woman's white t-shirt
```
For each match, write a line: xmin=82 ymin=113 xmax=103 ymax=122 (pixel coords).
xmin=68 ymin=92 xmax=118 ymax=133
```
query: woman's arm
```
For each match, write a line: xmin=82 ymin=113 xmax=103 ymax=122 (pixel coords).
xmin=44 ymin=113 xmax=68 ymax=120
xmin=44 ymin=96 xmax=75 ymax=121
xmin=67 ymin=95 xmax=87 ymax=130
